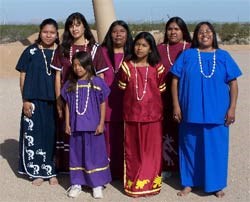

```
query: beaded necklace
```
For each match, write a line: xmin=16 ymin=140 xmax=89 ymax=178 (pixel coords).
xmin=197 ymin=48 xmax=216 ymax=78
xmin=166 ymin=41 xmax=186 ymax=66
xmin=134 ymin=62 xmax=149 ymax=101
xmin=75 ymin=82 xmax=90 ymax=115
xmin=40 ymin=43 xmax=56 ymax=76
xmin=69 ymin=39 xmax=88 ymax=63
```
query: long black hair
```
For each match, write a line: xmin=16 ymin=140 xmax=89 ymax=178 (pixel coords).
xmin=191 ymin=21 xmax=219 ymax=49
xmin=131 ymin=32 xmax=160 ymax=66
xmin=36 ymin=18 xmax=59 ymax=44
xmin=163 ymin=16 xmax=191 ymax=44
xmin=67 ymin=51 xmax=96 ymax=92
xmin=61 ymin=12 xmax=96 ymax=57
xmin=101 ymin=20 xmax=133 ymax=67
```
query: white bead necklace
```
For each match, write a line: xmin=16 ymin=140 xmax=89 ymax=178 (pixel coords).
xmin=40 ymin=43 xmax=56 ymax=76
xmin=197 ymin=48 xmax=216 ymax=79
xmin=167 ymin=41 xmax=186 ymax=66
xmin=134 ymin=62 xmax=149 ymax=101
xmin=75 ymin=82 xmax=90 ymax=115
xmin=69 ymin=39 xmax=88 ymax=63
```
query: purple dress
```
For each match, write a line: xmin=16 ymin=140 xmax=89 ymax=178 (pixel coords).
xmin=61 ymin=76 xmax=111 ymax=187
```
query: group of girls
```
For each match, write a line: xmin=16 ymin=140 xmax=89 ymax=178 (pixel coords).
xmin=16 ymin=12 xmax=242 ymax=199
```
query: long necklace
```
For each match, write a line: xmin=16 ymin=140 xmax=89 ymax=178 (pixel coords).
xmin=167 ymin=41 xmax=186 ymax=66
xmin=197 ymin=48 xmax=216 ymax=78
xmin=40 ymin=43 xmax=56 ymax=76
xmin=75 ymin=81 xmax=90 ymax=115
xmin=69 ymin=39 xmax=88 ymax=63
xmin=134 ymin=62 xmax=149 ymax=101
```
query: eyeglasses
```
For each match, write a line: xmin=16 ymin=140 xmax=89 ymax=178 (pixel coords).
xmin=198 ymin=30 xmax=213 ymax=35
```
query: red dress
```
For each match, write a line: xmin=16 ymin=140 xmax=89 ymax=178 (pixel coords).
xmin=157 ymin=42 xmax=190 ymax=172
xmin=118 ymin=61 xmax=166 ymax=197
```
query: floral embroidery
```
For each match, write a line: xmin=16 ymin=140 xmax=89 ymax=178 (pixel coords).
xmin=135 ymin=179 xmax=150 ymax=189
xmin=127 ymin=179 xmax=133 ymax=189
xmin=153 ymin=175 xmax=162 ymax=188
xmin=30 ymin=48 xmax=37 ymax=55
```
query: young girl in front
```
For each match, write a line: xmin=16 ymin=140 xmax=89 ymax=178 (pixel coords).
xmin=118 ymin=32 xmax=166 ymax=197
xmin=61 ymin=51 xmax=111 ymax=199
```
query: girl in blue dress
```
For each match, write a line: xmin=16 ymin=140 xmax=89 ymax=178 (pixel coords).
xmin=16 ymin=18 xmax=59 ymax=186
xmin=171 ymin=22 xmax=242 ymax=198
xmin=61 ymin=51 xmax=111 ymax=199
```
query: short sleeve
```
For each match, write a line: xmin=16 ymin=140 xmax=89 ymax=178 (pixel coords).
xmin=170 ymin=50 xmax=186 ymax=78
xmin=224 ymin=51 xmax=242 ymax=82
xmin=117 ymin=61 xmax=130 ymax=90
xmin=156 ymin=63 xmax=167 ymax=93
xmin=95 ymin=77 xmax=110 ymax=103
xmin=50 ymin=48 xmax=63 ymax=71
xmin=92 ymin=45 xmax=109 ymax=74
xmin=16 ymin=46 xmax=33 ymax=72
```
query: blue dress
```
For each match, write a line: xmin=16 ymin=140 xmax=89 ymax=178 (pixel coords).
xmin=171 ymin=48 xmax=242 ymax=192
xmin=16 ymin=44 xmax=57 ymax=179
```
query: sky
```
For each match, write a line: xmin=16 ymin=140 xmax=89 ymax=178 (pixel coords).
xmin=1 ymin=0 xmax=250 ymax=24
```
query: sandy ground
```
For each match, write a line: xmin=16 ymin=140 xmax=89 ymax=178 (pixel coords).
xmin=0 ymin=43 xmax=250 ymax=202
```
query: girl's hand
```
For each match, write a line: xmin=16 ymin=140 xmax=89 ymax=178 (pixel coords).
xmin=65 ymin=125 xmax=71 ymax=135
xmin=56 ymin=97 xmax=64 ymax=118
xmin=95 ymin=124 xmax=104 ymax=135
xmin=173 ymin=105 xmax=182 ymax=123
xmin=23 ymin=101 xmax=33 ymax=118
xmin=225 ymin=107 xmax=236 ymax=126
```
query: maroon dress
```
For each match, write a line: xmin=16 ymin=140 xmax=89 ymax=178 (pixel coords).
xmin=95 ymin=47 xmax=124 ymax=179
xmin=118 ymin=61 xmax=166 ymax=197
xmin=157 ymin=42 xmax=190 ymax=172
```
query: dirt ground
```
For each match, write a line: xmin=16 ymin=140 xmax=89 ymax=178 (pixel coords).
xmin=0 ymin=43 xmax=249 ymax=202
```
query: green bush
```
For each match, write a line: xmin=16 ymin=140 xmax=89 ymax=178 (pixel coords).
xmin=1 ymin=22 xmax=249 ymax=44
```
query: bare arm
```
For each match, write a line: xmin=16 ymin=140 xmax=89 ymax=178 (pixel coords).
xmin=20 ymin=72 xmax=33 ymax=117
xmin=20 ymin=72 xmax=25 ymax=95
xmin=171 ymin=76 xmax=182 ymax=123
xmin=95 ymin=102 xmax=106 ymax=135
xmin=225 ymin=79 xmax=238 ymax=126
xmin=55 ymin=70 xmax=61 ymax=99
xmin=65 ymin=103 xmax=71 ymax=135
xmin=55 ymin=70 xmax=63 ymax=118
xmin=97 ymin=73 xmax=104 ymax=79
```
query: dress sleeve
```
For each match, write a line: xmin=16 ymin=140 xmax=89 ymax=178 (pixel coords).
xmin=96 ymin=77 xmax=110 ymax=103
xmin=50 ymin=48 xmax=63 ymax=71
xmin=156 ymin=63 xmax=167 ymax=93
xmin=92 ymin=44 xmax=109 ymax=74
xmin=16 ymin=46 xmax=32 ymax=72
xmin=170 ymin=50 xmax=186 ymax=78
xmin=117 ymin=61 xmax=130 ymax=90
xmin=224 ymin=50 xmax=242 ymax=82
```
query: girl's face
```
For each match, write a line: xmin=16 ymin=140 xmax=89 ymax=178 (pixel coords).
xmin=197 ymin=24 xmax=214 ymax=49
xmin=134 ymin=38 xmax=151 ymax=60
xmin=40 ymin=24 xmax=57 ymax=47
xmin=69 ymin=19 xmax=85 ymax=40
xmin=166 ymin=22 xmax=183 ymax=44
xmin=111 ymin=25 xmax=127 ymax=48
xmin=73 ymin=58 xmax=88 ymax=79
